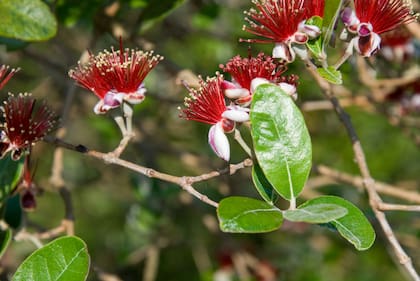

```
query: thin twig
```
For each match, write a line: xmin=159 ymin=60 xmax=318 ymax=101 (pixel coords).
xmin=378 ymin=203 xmax=420 ymax=212
xmin=304 ymin=59 xmax=420 ymax=281
xmin=234 ymin=129 xmax=252 ymax=157
xmin=44 ymin=137 xmax=253 ymax=208
xmin=314 ymin=165 xmax=420 ymax=204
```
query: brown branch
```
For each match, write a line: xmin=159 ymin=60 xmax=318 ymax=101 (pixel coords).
xmin=378 ymin=203 xmax=420 ymax=212
xmin=314 ymin=165 xmax=420 ymax=204
xmin=304 ymin=59 xmax=420 ymax=281
xmin=44 ymin=137 xmax=253 ymax=208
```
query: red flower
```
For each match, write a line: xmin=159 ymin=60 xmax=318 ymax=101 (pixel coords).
xmin=0 ymin=94 xmax=56 ymax=160
xmin=242 ymin=0 xmax=325 ymax=61
xmin=179 ymin=74 xmax=249 ymax=161
xmin=220 ymin=53 xmax=298 ymax=104
xmin=0 ymin=65 xmax=19 ymax=91
xmin=69 ymin=41 xmax=163 ymax=114
xmin=342 ymin=0 xmax=416 ymax=56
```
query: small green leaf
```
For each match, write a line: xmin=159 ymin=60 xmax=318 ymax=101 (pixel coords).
xmin=0 ymin=0 xmax=57 ymax=41
xmin=284 ymin=203 xmax=347 ymax=224
xmin=251 ymin=84 xmax=312 ymax=201
xmin=305 ymin=16 xmax=324 ymax=59
xmin=13 ymin=236 xmax=90 ymax=281
xmin=321 ymin=0 xmax=343 ymax=50
xmin=0 ymin=229 xmax=12 ymax=259
xmin=304 ymin=196 xmax=375 ymax=251
xmin=0 ymin=157 xmax=24 ymax=207
xmin=251 ymin=163 xmax=278 ymax=204
xmin=217 ymin=196 xmax=283 ymax=233
xmin=317 ymin=67 xmax=343 ymax=84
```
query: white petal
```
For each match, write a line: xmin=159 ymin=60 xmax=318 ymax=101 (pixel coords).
xmin=222 ymin=108 xmax=249 ymax=123
xmin=302 ymin=24 xmax=321 ymax=39
xmin=250 ymin=78 xmax=270 ymax=94
xmin=279 ymin=82 xmax=296 ymax=96
xmin=225 ymin=88 xmax=250 ymax=99
xmin=93 ymin=100 xmax=107 ymax=114
xmin=208 ymin=123 xmax=230 ymax=161
xmin=273 ymin=42 xmax=295 ymax=62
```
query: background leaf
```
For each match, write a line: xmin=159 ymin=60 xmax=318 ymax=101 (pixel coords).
xmin=0 ymin=0 xmax=57 ymax=41
xmin=251 ymin=163 xmax=278 ymax=204
xmin=317 ymin=67 xmax=343 ymax=84
xmin=250 ymin=84 xmax=312 ymax=201
xmin=217 ymin=196 xmax=283 ymax=233
xmin=304 ymin=196 xmax=375 ymax=251
xmin=284 ymin=202 xmax=348 ymax=223
xmin=0 ymin=157 xmax=24 ymax=207
xmin=321 ymin=0 xmax=343 ymax=51
xmin=13 ymin=236 xmax=90 ymax=281
xmin=0 ymin=229 xmax=12 ymax=259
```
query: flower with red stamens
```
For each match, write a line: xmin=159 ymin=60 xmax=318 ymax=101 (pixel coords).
xmin=0 ymin=65 xmax=19 ymax=91
xmin=241 ymin=0 xmax=325 ymax=62
xmin=0 ymin=93 xmax=56 ymax=160
xmin=69 ymin=41 xmax=163 ymax=114
xmin=179 ymin=74 xmax=249 ymax=161
xmin=220 ymin=53 xmax=299 ymax=104
xmin=341 ymin=0 xmax=416 ymax=57
xmin=380 ymin=27 xmax=414 ymax=61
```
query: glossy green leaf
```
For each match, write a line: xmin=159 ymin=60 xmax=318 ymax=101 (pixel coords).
xmin=284 ymin=202 xmax=347 ymax=223
xmin=0 ymin=229 xmax=12 ymax=259
xmin=304 ymin=196 xmax=375 ymax=251
xmin=317 ymin=66 xmax=343 ymax=84
xmin=250 ymin=84 xmax=312 ymax=200
xmin=0 ymin=157 xmax=24 ymax=207
xmin=13 ymin=236 xmax=90 ymax=281
xmin=321 ymin=0 xmax=343 ymax=50
xmin=0 ymin=0 xmax=57 ymax=41
xmin=4 ymin=195 xmax=22 ymax=229
xmin=217 ymin=196 xmax=283 ymax=233
xmin=251 ymin=163 xmax=278 ymax=204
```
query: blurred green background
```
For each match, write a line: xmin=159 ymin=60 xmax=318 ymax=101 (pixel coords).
xmin=0 ymin=0 xmax=419 ymax=280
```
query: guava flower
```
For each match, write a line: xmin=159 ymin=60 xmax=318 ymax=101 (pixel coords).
xmin=69 ymin=42 xmax=163 ymax=114
xmin=220 ymin=53 xmax=299 ymax=105
xmin=380 ymin=27 xmax=414 ymax=62
xmin=179 ymin=74 xmax=249 ymax=161
xmin=341 ymin=0 xmax=416 ymax=57
xmin=0 ymin=65 xmax=19 ymax=90
xmin=241 ymin=0 xmax=325 ymax=62
xmin=0 ymin=93 xmax=56 ymax=160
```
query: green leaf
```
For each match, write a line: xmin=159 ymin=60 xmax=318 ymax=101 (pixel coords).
xmin=305 ymin=16 xmax=324 ymax=59
xmin=251 ymin=163 xmax=278 ymax=204
xmin=250 ymin=84 xmax=312 ymax=201
xmin=321 ymin=0 xmax=343 ymax=50
xmin=13 ymin=236 xmax=90 ymax=281
xmin=284 ymin=202 xmax=347 ymax=224
xmin=0 ymin=0 xmax=57 ymax=41
xmin=304 ymin=196 xmax=375 ymax=251
xmin=0 ymin=229 xmax=12 ymax=259
xmin=140 ymin=0 xmax=186 ymax=26
xmin=0 ymin=157 xmax=24 ymax=207
xmin=217 ymin=196 xmax=283 ymax=233
xmin=317 ymin=66 xmax=343 ymax=84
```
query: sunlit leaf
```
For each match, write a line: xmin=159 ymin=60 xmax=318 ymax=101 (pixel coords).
xmin=0 ymin=0 xmax=57 ymax=41
xmin=306 ymin=16 xmax=324 ymax=58
xmin=13 ymin=236 xmax=90 ymax=281
xmin=217 ymin=196 xmax=283 ymax=233
xmin=250 ymin=84 xmax=312 ymax=200
xmin=317 ymin=66 xmax=342 ymax=84
xmin=305 ymin=196 xmax=375 ymax=251
xmin=284 ymin=201 xmax=347 ymax=223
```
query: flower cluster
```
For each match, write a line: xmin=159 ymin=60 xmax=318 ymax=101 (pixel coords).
xmin=242 ymin=0 xmax=325 ymax=62
xmin=179 ymin=53 xmax=298 ymax=161
xmin=0 ymin=93 xmax=56 ymax=160
xmin=341 ymin=0 xmax=416 ymax=57
xmin=380 ymin=27 xmax=415 ymax=62
xmin=69 ymin=42 xmax=163 ymax=114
